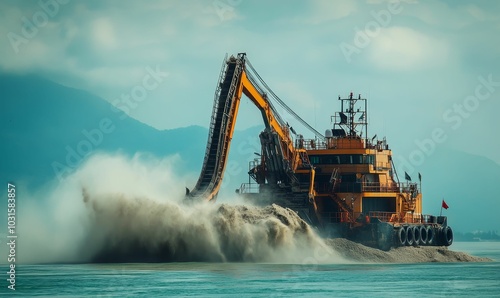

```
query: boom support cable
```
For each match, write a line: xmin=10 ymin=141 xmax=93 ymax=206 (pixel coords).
xmin=245 ymin=58 xmax=325 ymax=139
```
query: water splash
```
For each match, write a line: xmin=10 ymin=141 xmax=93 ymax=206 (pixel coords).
xmin=15 ymin=153 xmax=345 ymax=264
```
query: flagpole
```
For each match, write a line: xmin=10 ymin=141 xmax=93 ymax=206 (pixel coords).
xmin=440 ymin=198 xmax=443 ymax=216
xmin=419 ymin=173 xmax=422 ymax=194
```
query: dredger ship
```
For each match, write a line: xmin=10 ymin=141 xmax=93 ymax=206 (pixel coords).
xmin=187 ymin=53 xmax=453 ymax=250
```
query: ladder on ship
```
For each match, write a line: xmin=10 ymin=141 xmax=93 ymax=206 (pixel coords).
xmin=328 ymin=168 xmax=354 ymax=223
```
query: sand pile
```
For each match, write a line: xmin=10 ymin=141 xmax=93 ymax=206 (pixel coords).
xmin=81 ymin=191 xmax=344 ymax=263
xmin=327 ymin=238 xmax=491 ymax=263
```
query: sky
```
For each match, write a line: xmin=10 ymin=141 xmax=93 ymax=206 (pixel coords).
xmin=1 ymin=0 xmax=499 ymax=166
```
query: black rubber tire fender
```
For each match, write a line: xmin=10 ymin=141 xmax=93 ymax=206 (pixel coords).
xmin=413 ymin=225 xmax=421 ymax=246
xmin=442 ymin=226 xmax=453 ymax=246
xmin=426 ymin=226 xmax=435 ymax=245
xmin=397 ymin=227 xmax=406 ymax=246
xmin=419 ymin=225 xmax=428 ymax=245
xmin=405 ymin=226 xmax=414 ymax=246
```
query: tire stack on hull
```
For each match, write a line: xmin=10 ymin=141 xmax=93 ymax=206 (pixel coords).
xmin=395 ymin=225 xmax=453 ymax=247
xmin=439 ymin=226 xmax=454 ymax=246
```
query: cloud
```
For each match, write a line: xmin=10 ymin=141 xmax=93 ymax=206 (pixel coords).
xmin=367 ymin=0 xmax=418 ymax=4
xmin=367 ymin=26 xmax=450 ymax=71
xmin=464 ymin=4 xmax=500 ymax=22
xmin=401 ymin=1 xmax=500 ymax=29
xmin=91 ymin=17 xmax=117 ymax=50
xmin=273 ymin=81 xmax=318 ymax=110
xmin=304 ymin=0 xmax=358 ymax=24
xmin=0 ymin=0 xmax=228 ymax=86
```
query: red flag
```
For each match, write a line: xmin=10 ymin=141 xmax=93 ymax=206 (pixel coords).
xmin=442 ymin=200 xmax=449 ymax=209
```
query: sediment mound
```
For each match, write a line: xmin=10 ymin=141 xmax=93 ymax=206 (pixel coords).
xmin=327 ymin=238 xmax=491 ymax=263
xmin=82 ymin=190 xmax=343 ymax=263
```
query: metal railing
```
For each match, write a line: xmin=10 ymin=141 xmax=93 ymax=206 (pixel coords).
xmin=361 ymin=182 xmax=400 ymax=192
xmin=320 ymin=212 xmax=365 ymax=223
xmin=368 ymin=211 xmax=397 ymax=222
xmin=361 ymin=182 xmax=419 ymax=193
xmin=214 ymin=58 xmax=243 ymax=181
xmin=296 ymin=138 xmax=328 ymax=150
xmin=239 ymin=183 xmax=260 ymax=194
xmin=328 ymin=181 xmax=419 ymax=194
xmin=367 ymin=212 xmax=437 ymax=224
xmin=320 ymin=211 xmax=438 ymax=224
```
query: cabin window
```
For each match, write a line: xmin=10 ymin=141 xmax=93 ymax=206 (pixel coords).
xmin=308 ymin=154 xmax=375 ymax=165
xmin=363 ymin=155 xmax=374 ymax=165
xmin=362 ymin=197 xmax=396 ymax=213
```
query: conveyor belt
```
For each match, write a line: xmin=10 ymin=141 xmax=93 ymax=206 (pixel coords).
xmin=187 ymin=55 xmax=243 ymax=200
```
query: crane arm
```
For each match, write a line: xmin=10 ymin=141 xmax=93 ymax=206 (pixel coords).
xmin=187 ymin=53 xmax=309 ymax=201
xmin=240 ymin=71 xmax=295 ymax=161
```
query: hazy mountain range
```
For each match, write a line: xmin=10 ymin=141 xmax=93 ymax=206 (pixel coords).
xmin=1 ymin=74 xmax=499 ymax=233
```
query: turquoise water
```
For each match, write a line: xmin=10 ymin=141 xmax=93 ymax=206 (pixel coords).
xmin=3 ymin=242 xmax=500 ymax=297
